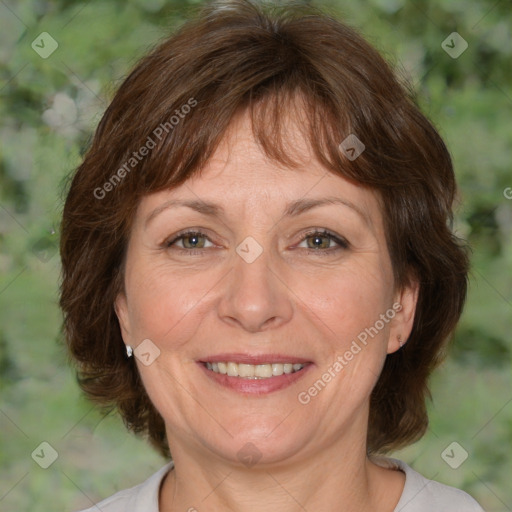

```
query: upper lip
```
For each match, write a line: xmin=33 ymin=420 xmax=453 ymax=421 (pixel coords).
xmin=199 ymin=353 xmax=313 ymax=365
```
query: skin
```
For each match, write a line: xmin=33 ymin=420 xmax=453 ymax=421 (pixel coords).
xmin=115 ymin=107 xmax=419 ymax=512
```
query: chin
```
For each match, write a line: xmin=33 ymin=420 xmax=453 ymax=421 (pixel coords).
xmin=199 ymin=417 xmax=311 ymax=468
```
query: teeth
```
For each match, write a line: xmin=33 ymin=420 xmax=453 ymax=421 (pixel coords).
xmin=272 ymin=363 xmax=283 ymax=376
xmin=227 ymin=362 xmax=238 ymax=377
xmin=255 ymin=364 xmax=273 ymax=378
xmin=238 ymin=364 xmax=254 ymax=377
xmin=205 ymin=361 xmax=306 ymax=379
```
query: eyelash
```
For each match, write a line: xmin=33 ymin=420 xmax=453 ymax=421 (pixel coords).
xmin=163 ymin=229 xmax=349 ymax=256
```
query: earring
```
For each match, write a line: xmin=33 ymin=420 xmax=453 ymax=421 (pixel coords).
xmin=126 ymin=345 xmax=133 ymax=358
xmin=398 ymin=335 xmax=403 ymax=349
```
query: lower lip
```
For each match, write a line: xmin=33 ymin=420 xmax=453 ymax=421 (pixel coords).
xmin=197 ymin=362 xmax=313 ymax=394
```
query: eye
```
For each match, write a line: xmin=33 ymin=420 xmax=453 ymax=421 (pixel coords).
xmin=297 ymin=229 xmax=349 ymax=254
xmin=163 ymin=228 xmax=349 ymax=256
xmin=164 ymin=230 xmax=214 ymax=253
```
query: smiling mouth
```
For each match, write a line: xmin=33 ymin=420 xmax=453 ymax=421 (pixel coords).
xmin=203 ymin=361 xmax=307 ymax=379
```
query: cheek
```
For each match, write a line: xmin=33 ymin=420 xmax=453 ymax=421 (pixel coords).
xmin=124 ymin=260 xmax=217 ymax=347
xmin=124 ymin=247 xmax=393 ymax=356
xmin=291 ymin=263 xmax=393 ymax=419
xmin=303 ymin=259 xmax=391 ymax=340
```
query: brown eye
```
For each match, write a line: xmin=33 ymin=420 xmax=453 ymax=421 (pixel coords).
xmin=181 ymin=232 xmax=206 ymax=249
xmin=306 ymin=233 xmax=331 ymax=249
xmin=165 ymin=231 xmax=212 ymax=251
xmin=299 ymin=229 xmax=349 ymax=253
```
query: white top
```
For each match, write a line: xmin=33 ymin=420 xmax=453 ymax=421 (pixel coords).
xmin=75 ymin=457 xmax=485 ymax=511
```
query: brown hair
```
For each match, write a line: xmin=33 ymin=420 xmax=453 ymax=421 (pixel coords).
xmin=59 ymin=0 xmax=469 ymax=458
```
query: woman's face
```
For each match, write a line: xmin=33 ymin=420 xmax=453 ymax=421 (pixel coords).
xmin=115 ymin=110 xmax=417 ymax=466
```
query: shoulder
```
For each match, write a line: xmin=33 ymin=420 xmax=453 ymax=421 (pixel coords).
xmin=373 ymin=457 xmax=485 ymax=512
xmin=73 ymin=462 xmax=174 ymax=512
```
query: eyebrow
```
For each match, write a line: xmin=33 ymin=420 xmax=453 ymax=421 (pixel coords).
xmin=144 ymin=196 xmax=372 ymax=229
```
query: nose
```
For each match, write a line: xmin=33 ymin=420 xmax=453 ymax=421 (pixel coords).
xmin=217 ymin=242 xmax=294 ymax=333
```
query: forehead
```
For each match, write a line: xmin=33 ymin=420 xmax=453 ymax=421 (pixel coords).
xmin=135 ymin=108 xmax=382 ymax=232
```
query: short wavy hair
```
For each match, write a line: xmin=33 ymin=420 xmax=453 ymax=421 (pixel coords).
xmin=59 ymin=0 xmax=469 ymax=458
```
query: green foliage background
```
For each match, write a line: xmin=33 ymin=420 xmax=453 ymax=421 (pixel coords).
xmin=1 ymin=0 xmax=511 ymax=510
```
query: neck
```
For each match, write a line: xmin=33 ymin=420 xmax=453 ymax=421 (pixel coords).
xmin=159 ymin=433 xmax=404 ymax=512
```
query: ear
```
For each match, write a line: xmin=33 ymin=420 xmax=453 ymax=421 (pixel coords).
xmin=114 ymin=291 xmax=132 ymax=343
xmin=387 ymin=279 xmax=420 ymax=354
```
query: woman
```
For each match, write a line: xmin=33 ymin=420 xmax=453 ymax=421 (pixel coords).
xmin=59 ymin=0 xmax=484 ymax=510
